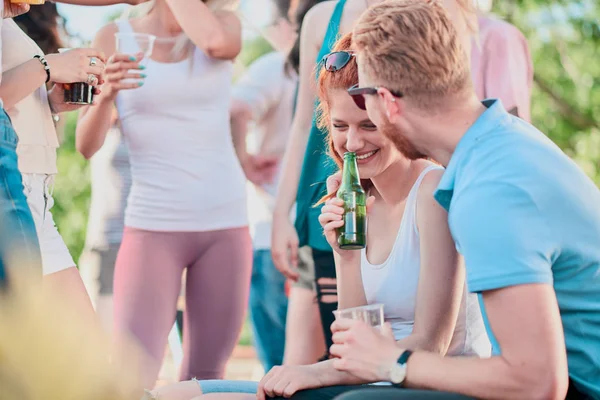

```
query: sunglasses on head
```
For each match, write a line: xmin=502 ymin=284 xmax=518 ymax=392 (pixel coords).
xmin=320 ymin=51 xmax=356 ymax=72
xmin=347 ymin=84 xmax=404 ymax=110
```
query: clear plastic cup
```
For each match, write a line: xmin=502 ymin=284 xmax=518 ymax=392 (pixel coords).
xmin=333 ymin=304 xmax=384 ymax=327
xmin=115 ymin=32 xmax=156 ymax=61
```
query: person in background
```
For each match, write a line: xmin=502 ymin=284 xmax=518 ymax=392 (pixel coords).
xmin=271 ymin=0 xmax=376 ymax=363
xmin=77 ymin=0 xmax=251 ymax=389
xmin=13 ymin=3 xmax=65 ymax=56
xmin=230 ymin=0 xmax=312 ymax=372
xmin=471 ymin=0 xmax=533 ymax=122
xmin=320 ymin=1 xmax=600 ymax=399
xmin=79 ymin=116 xmax=130 ymax=331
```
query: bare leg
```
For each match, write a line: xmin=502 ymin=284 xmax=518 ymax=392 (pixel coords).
xmin=44 ymin=266 xmax=96 ymax=324
xmin=283 ymin=286 xmax=326 ymax=365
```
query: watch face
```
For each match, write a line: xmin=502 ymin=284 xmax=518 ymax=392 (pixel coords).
xmin=390 ymin=364 xmax=407 ymax=384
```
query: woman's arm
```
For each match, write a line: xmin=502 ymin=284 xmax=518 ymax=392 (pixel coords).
xmin=163 ymin=0 xmax=241 ymax=60
xmin=0 ymin=45 xmax=104 ymax=110
xmin=333 ymin=252 xmax=368 ymax=310
xmin=0 ymin=59 xmax=48 ymax=109
xmin=319 ymin=173 xmax=369 ymax=309
xmin=396 ymin=170 xmax=464 ymax=354
xmin=76 ymin=24 xmax=118 ymax=159
xmin=271 ymin=5 xmax=333 ymax=277
xmin=273 ymin=4 xmax=329 ymax=219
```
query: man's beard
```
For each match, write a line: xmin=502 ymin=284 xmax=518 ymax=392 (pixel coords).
xmin=380 ymin=118 xmax=426 ymax=161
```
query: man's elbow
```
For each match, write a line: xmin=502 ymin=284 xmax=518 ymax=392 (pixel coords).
xmin=510 ymin=362 xmax=569 ymax=400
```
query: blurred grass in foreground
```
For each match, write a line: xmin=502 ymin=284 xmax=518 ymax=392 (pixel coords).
xmin=0 ymin=269 xmax=145 ymax=400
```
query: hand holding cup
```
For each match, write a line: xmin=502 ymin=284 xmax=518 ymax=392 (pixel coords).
xmin=101 ymin=53 xmax=146 ymax=101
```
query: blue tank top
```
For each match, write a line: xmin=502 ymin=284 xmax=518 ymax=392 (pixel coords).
xmin=295 ymin=0 xmax=346 ymax=251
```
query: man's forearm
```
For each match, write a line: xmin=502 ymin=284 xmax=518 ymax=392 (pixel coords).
xmin=405 ymin=352 xmax=555 ymax=400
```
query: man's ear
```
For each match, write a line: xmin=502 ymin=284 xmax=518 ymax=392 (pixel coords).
xmin=378 ymin=88 xmax=402 ymax=123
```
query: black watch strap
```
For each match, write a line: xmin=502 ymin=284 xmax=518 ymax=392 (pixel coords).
xmin=398 ymin=349 xmax=412 ymax=366
xmin=391 ymin=350 xmax=413 ymax=388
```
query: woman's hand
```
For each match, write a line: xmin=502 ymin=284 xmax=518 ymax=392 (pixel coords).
xmin=45 ymin=48 xmax=106 ymax=85
xmin=271 ymin=212 xmax=300 ymax=281
xmin=257 ymin=365 xmax=324 ymax=400
xmin=99 ymin=53 xmax=146 ymax=101
xmin=319 ymin=172 xmax=374 ymax=257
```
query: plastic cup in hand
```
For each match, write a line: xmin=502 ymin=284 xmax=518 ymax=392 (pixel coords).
xmin=115 ymin=33 xmax=156 ymax=86
xmin=333 ymin=304 xmax=384 ymax=328
xmin=115 ymin=32 xmax=156 ymax=63
xmin=58 ymin=48 xmax=95 ymax=105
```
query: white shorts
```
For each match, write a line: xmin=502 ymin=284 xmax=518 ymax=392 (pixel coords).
xmin=23 ymin=174 xmax=75 ymax=275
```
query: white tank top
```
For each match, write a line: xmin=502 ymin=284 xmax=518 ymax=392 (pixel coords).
xmin=361 ymin=165 xmax=490 ymax=357
xmin=115 ymin=20 xmax=247 ymax=232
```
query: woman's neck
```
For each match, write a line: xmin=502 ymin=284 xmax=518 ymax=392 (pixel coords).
xmin=370 ymin=159 xmax=428 ymax=205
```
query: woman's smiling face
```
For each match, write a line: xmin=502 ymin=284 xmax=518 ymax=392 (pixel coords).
xmin=328 ymin=88 xmax=403 ymax=179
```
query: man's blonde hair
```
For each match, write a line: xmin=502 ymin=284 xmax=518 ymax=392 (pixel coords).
xmin=353 ymin=0 xmax=472 ymax=110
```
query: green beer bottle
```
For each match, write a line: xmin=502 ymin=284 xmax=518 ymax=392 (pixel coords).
xmin=336 ymin=152 xmax=367 ymax=250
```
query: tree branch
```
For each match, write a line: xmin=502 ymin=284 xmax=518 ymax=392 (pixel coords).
xmin=533 ymin=73 xmax=598 ymax=131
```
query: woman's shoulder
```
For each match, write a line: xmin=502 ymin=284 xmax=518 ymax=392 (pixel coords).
xmin=415 ymin=163 xmax=445 ymax=208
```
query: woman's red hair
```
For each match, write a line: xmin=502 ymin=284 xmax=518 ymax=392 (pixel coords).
xmin=315 ymin=32 xmax=373 ymax=206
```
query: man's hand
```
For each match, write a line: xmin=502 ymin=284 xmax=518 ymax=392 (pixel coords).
xmin=330 ymin=320 xmax=403 ymax=382
xmin=241 ymin=154 xmax=279 ymax=187
xmin=3 ymin=0 xmax=29 ymax=18
xmin=257 ymin=364 xmax=324 ymax=400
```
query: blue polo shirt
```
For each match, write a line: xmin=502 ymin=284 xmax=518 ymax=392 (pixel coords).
xmin=434 ymin=99 xmax=600 ymax=398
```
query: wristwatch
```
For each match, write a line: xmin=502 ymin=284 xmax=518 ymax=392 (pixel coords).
xmin=389 ymin=350 xmax=412 ymax=387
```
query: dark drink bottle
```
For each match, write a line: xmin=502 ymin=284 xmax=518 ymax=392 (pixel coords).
xmin=337 ymin=152 xmax=367 ymax=250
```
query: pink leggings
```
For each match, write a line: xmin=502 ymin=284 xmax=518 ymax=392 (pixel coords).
xmin=113 ymin=226 xmax=252 ymax=386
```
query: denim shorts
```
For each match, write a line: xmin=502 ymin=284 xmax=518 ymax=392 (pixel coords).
xmin=195 ymin=379 xmax=259 ymax=394
xmin=0 ymin=109 xmax=42 ymax=278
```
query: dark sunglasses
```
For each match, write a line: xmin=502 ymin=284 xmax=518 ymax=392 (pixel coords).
xmin=321 ymin=51 xmax=356 ymax=72
xmin=347 ymin=84 xmax=404 ymax=110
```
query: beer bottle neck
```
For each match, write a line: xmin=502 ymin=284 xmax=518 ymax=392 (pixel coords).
xmin=341 ymin=153 xmax=361 ymax=187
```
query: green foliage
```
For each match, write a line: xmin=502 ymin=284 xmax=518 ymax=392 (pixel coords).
xmin=53 ymin=112 xmax=90 ymax=263
xmin=238 ymin=35 xmax=274 ymax=68
xmin=492 ymin=0 xmax=600 ymax=184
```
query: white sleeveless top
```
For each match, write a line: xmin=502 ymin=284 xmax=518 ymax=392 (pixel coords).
xmin=361 ymin=165 xmax=490 ymax=357
xmin=115 ymin=21 xmax=247 ymax=232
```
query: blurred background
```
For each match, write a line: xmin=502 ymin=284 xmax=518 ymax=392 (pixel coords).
xmin=43 ymin=0 xmax=599 ymax=360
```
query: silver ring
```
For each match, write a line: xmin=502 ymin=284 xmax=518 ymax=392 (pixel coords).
xmin=89 ymin=57 xmax=98 ymax=67
xmin=86 ymin=74 xmax=98 ymax=85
